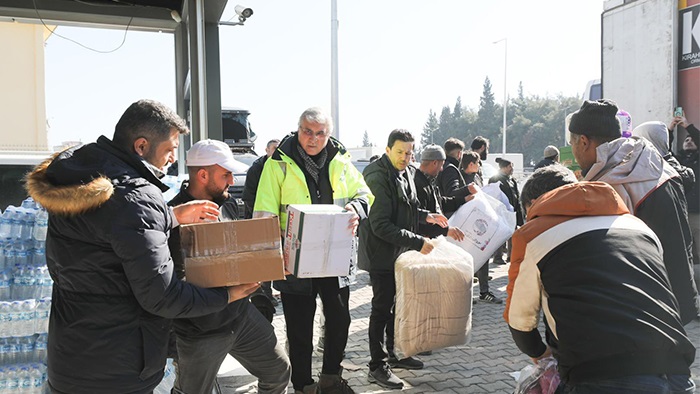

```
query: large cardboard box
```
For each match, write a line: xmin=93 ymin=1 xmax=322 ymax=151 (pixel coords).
xmin=179 ymin=217 xmax=285 ymax=287
xmin=284 ymin=204 xmax=355 ymax=278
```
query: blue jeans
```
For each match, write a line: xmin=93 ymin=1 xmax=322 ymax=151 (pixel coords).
xmin=172 ymin=302 xmax=291 ymax=394
xmin=557 ymin=374 xmax=696 ymax=394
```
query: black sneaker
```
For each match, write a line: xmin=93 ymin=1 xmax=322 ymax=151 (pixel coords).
xmin=388 ymin=355 xmax=424 ymax=370
xmin=479 ymin=292 xmax=503 ymax=304
xmin=368 ymin=364 xmax=404 ymax=389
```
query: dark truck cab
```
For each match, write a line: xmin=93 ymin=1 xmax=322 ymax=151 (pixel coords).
xmin=222 ymin=108 xmax=258 ymax=218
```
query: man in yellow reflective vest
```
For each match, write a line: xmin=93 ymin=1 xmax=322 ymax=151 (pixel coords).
xmin=254 ymin=107 xmax=372 ymax=394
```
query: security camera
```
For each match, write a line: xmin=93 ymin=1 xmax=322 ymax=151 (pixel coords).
xmin=234 ymin=5 xmax=253 ymax=22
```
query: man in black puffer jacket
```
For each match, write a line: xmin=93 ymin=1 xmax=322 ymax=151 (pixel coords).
xmin=25 ymin=100 xmax=259 ymax=394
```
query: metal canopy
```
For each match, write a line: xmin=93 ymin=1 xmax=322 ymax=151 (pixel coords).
xmin=0 ymin=0 xmax=229 ymax=169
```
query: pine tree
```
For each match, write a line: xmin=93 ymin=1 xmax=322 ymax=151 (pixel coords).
xmin=421 ymin=110 xmax=439 ymax=147
xmin=476 ymin=76 xmax=501 ymax=147
xmin=362 ymin=130 xmax=372 ymax=147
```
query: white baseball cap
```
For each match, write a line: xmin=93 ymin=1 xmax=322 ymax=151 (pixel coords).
xmin=186 ymin=139 xmax=246 ymax=173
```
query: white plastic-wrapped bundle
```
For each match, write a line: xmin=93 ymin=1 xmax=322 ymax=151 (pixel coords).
xmin=394 ymin=237 xmax=474 ymax=359
xmin=447 ymin=190 xmax=516 ymax=271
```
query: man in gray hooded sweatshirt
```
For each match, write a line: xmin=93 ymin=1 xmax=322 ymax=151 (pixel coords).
xmin=568 ymin=99 xmax=699 ymax=325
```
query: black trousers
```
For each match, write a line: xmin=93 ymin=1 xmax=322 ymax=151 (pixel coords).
xmin=280 ymin=277 xmax=350 ymax=390
xmin=368 ymin=271 xmax=396 ymax=371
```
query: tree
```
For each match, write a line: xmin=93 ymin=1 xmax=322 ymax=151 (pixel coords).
xmin=476 ymin=76 xmax=502 ymax=147
xmin=362 ymin=130 xmax=373 ymax=147
xmin=421 ymin=110 xmax=439 ymax=147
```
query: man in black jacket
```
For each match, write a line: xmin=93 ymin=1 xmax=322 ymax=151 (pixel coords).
xmin=242 ymin=138 xmax=281 ymax=307
xmin=25 ymin=100 xmax=259 ymax=394
xmin=533 ymin=145 xmax=559 ymax=170
xmin=358 ymin=130 xmax=449 ymax=390
xmin=242 ymin=139 xmax=280 ymax=219
xmin=488 ymin=157 xmax=524 ymax=271
xmin=415 ymin=144 xmax=467 ymax=240
xmin=569 ymin=99 xmax=699 ymax=324
xmin=437 ymin=137 xmax=471 ymax=206
xmin=670 ymin=114 xmax=699 ymax=291
xmin=167 ymin=140 xmax=291 ymax=394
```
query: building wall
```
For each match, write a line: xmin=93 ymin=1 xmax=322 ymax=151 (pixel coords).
xmin=0 ymin=22 xmax=50 ymax=151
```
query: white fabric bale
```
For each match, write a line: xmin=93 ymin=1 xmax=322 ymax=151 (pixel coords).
xmin=394 ymin=237 xmax=474 ymax=359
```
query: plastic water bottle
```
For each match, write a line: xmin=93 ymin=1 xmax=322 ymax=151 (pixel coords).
xmin=30 ymin=244 xmax=44 ymax=269
xmin=0 ymin=337 xmax=7 ymax=366
xmin=10 ymin=265 xmax=23 ymax=301
xmin=0 ymin=239 xmax=5 ymax=272
xmin=19 ymin=336 xmax=34 ymax=365
xmin=20 ymin=198 xmax=36 ymax=211
xmin=0 ymin=208 xmax=15 ymax=240
xmin=8 ymin=302 xmax=22 ymax=338
xmin=10 ymin=208 xmax=24 ymax=241
xmin=34 ymin=300 xmax=49 ymax=335
xmin=14 ymin=245 xmax=28 ymax=273
xmin=29 ymin=364 xmax=43 ymax=393
xmin=0 ymin=302 xmax=11 ymax=338
xmin=31 ymin=211 xmax=47 ymax=244
xmin=33 ymin=363 xmax=47 ymax=394
xmin=36 ymin=270 xmax=51 ymax=300
xmin=32 ymin=334 xmax=47 ymax=366
xmin=0 ymin=272 xmax=11 ymax=301
xmin=6 ymin=337 xmax=20 ymax=366
xmin=3 ymin=243 xmax=16 ymax=276
xmin=5 ymin=366 xmax=18 ymax=392
xmin=20 ymin=301 xmax=36 ymax=337
xmin=17 ymin=366 xmax=30 ymax=392
xmin=19 ymin=212 xmax=34 ymax=242
xmin=0 ymin=367 xmax=7 ymax=392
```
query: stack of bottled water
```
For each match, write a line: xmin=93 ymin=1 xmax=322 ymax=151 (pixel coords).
xmin=0 ymin=198 xmax=50 ymax=391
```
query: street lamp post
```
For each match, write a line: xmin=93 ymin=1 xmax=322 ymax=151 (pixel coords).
xmin=493 ymin=38 xmax=507 ymax=154
xmin=331 ymin=0 xmax=340 ymax=140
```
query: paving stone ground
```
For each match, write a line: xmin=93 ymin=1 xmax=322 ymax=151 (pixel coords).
xmin=218 ymin=262 xmax=700 ymax=393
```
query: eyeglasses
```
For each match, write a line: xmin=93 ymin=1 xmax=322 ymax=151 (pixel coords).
xmin=300 ymin=127 xmax=329 ymax=139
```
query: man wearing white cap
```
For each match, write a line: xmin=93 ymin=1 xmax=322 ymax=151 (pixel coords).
xmin=167 ymin=139 xmax=291 ymax=394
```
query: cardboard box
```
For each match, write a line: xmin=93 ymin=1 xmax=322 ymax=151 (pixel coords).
xmin=179 ymin=217 xmax=285 ymax=287
xmin=284 ymin=204 xmax=355 ymax=278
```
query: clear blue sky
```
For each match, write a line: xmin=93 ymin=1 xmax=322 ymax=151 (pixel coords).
xmin=45 ymin=0 xmax=605 ymax=154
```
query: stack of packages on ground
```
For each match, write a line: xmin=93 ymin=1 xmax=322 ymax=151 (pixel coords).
xmin=0 ymin=197 xmax=52 ymax=392
xmin=393 ymin=237 xmax=474 ymax=359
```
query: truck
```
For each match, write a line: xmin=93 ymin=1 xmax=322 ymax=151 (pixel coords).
xmin=600 ymin=0 xmax=699 ymax=149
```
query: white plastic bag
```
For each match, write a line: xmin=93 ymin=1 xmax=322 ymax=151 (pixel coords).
xmin=447 ymin=191 xmax=517 ymax=271
xmin=394 ymin=237 xmax=474 ymax=359
xmin=153 ymin=358 xmax=176 ymax=394
xmin=513 ymin=357 xmax=560 ymax=394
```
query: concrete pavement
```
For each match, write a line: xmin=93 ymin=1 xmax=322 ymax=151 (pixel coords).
xmin=218 ymin=262 xmax=700 ymax=393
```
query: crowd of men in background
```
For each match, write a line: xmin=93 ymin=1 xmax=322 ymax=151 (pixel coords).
xmin=25 ymin=98 xmax=698 ymax=394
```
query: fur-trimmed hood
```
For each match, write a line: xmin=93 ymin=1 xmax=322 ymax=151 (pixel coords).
xmin=26 ymin=153 xmax=114 ymax=216
xmin=25 ymin=136 xmax=167 ymax=216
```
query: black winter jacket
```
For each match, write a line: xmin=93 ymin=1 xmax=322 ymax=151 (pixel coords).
xmin=533 ymin=157 xmax=557 ymax=170
xmin=489 ymin=172 xmax=524 ymax=226
xmin=414 ymin=169 xmax=463 ymax=238
xmin=242 ymin=155 xmax=268 ymax=219
xmin=437 ymin=156 xmax=472 ymax=213
xmin=26 ymin=136 xmax=229 ymax=394
xmin=358 ymin=156 xmax=428 ymax=272
xmin=677 ymin=124 xmax=699 ymax=213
